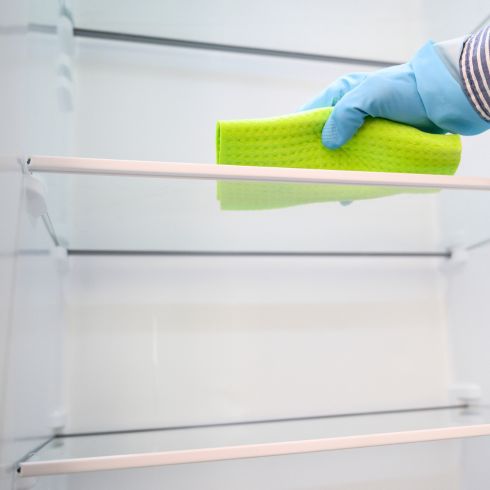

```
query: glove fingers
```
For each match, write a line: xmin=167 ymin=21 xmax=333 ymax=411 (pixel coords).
xmin=322 ymin=91 xmax=368 ymax=149
xmin=299 ymin=72 xmax=368 ymax=111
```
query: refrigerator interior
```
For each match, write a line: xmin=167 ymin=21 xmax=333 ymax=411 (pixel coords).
xmin=2 ymin=1 xmax=490 ymax=489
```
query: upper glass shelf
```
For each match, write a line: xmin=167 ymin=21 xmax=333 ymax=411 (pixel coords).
xmin=68 ymin=1 xmax=488 ymax=63
xmin=29 ymin=156 xmax=490 ymax=255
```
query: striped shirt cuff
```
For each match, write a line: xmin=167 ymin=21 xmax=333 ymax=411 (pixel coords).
xmin=460 ymin=25 xmax=490 ymax=121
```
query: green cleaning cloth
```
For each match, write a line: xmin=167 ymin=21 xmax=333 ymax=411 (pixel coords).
xmin=216 ymin=107 xmax=461 ymax=173
xmin=215 ymin=108 xmax=460 ymax=211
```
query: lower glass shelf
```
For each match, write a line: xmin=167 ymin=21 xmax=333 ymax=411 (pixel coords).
xmin=18 ymin=406 xmax=490 ymax=477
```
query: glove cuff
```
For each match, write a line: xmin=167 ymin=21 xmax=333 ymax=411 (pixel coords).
xmin=410 ymin=41 xmax=490 ymax=135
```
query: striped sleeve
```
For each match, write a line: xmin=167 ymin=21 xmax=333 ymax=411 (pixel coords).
xmin=460 ymin=25 xmax=490 ymax=121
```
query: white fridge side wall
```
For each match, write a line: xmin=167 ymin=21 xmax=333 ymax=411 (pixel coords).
xmin=0 ymin=136 xmax=24 ymax=488
xmin=1 ymin=176 xmax=66 ymax=489
xmin=0 ymin=1 xmax=30 ymax=485
xmin=0 ymin=2 xmax=71 ymax=489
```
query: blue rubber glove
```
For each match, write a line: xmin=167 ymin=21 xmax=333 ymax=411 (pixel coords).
xmin=300 ymin=42 xmax=490 ymax=149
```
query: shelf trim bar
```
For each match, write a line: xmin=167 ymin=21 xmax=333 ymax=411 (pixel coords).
xmin=28 ymin=23 xmax=397 ymax=67
xmin=28 ymin=156 xmax=490 ymax=190
xmin=67 ymin=249 xmax=450 ymax=258
xmin=18 ymin=423 xmax=490 ymax=477
xmin=73 ymin=27 xmax=397 ymax=68
xmin=57 ymin=404 xmax=468 ymax=439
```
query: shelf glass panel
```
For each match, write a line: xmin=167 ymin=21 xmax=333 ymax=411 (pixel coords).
xmin=20 ymin=407 xmax=490 ymax=477
xmin=36 ymin=167 xmax=490 ymax=254
xmin=71 ymin=2 xmax=487 ymax=64
xmin=34 ymin=435 xmax=490 ymax=490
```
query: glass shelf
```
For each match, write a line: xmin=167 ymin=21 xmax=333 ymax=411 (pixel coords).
xmin=28 ymin=435 xmax=490 ymax=490
xmin=29 ymin=156 xmax=490 ymax=255
xmin=71 ymin=2 xmax=488 ymax=64
xmin=18 ymin=406 xmax=490 ymax=477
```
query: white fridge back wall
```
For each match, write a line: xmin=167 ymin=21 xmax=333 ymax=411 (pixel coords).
xmin=73 ymin=37 xmax=375 ymax=162
xmin=64 ymin=255 xmax=451 ymax=432
xmin=62 ymin=8 xmax=488 ymax=433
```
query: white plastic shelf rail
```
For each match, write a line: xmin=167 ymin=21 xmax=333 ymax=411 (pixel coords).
xmin=27 ymin=155 xmax=490 ymax=190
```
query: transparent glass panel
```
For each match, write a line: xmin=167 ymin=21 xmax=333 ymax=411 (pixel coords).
xmin=37 ymin=435 xmax=490 ymax=490
xmin=38 ymin=172 xmax=490 ymax=254
xmin=29 ymin=407 xmax=490 ymax=464
xmin=71 ymin=1 xmax=489 ymax=62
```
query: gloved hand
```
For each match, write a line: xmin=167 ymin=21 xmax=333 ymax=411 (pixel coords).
xmin=300 ymin=42 xmax=490 ymax=149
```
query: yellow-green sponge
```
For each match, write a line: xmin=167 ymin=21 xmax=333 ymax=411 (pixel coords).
xmin=215 ymin=108 xmax=460 ymax=211
xmin=216 ymin=107 xmax=461 ymax=174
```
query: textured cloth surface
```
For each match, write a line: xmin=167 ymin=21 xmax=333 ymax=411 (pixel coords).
xmin=216 ymin=107 xmax=461 ymax=174
xmin=216 ymin=107 xmax=458 ymax=210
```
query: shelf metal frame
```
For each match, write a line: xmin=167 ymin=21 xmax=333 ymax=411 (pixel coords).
xmin=28 ymin=23 xmax=398 ymax=68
